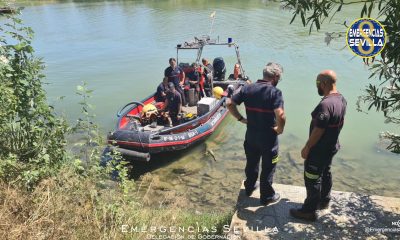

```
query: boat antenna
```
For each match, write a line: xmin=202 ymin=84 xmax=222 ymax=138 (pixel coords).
xmin=209 ymin=11 xmax=216 ymax=36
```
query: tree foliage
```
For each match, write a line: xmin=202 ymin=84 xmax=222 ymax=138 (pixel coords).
xmin=282 ymin=0 xmax=400 ymax=153
xmin=0 ymin=15 xmax=68 ymax=188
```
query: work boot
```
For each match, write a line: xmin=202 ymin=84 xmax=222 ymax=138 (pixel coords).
xmin=318 ymin=201 xmax=330 ymax=210
xmin=260 ymin=193 xmax=280 ymax=206
xmin=245 ymin=182 xmax=259 ymax=197
xmin=289 ymin=208 xmax=317 ymax=221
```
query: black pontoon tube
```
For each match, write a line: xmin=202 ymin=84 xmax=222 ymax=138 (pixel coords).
xmin=109 ymin=146 xmax=151 ymax=162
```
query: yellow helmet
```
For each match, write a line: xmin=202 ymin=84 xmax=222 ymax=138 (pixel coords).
xmin=141 ymin=104 xmax=158 ymax=117
xmin=213 ymin=86 xmax=225 ymax=99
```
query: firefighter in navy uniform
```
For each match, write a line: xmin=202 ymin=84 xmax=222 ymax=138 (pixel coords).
xmin=290 ymin=70 xmax=347 ymax=221
xmin=155 ymin=77 xmax=169 ymax=102
xmin=162 ymin=83 xmax=182 ymax=126
xmin=165 ymin=58 xmax=186 ymax=106
xmin=227 ymin=62 xmax=286 ymax=205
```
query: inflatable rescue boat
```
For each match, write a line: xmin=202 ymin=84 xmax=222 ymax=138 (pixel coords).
xmin=106 ymin=36 xmax=249 ymax=161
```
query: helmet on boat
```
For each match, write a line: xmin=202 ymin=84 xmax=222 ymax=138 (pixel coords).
xmin=140 ymin=104 xmax=159 ymax=126
xmin=141 ymin=104 xmax=158 ymax=118
xmin=213 ymin=86 xmax=225 ymax=99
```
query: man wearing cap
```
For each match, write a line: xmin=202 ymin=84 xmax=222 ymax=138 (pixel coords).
xmin=162 ymin=82 xmax=182 ymax=126
xmin=165 ymin=58 xmax=186 ymax=106
xmin=290 ymin=70 xmax=347 ymax=221
xmin=227 ymin=62 xmax=286 ymax=205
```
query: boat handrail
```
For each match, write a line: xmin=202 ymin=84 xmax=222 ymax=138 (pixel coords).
xmin=117 ymin=101 xmax=144 ymax=117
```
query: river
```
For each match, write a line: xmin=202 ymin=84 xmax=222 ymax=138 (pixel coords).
xmin=13 ymin=0 xmax=399 ymax=212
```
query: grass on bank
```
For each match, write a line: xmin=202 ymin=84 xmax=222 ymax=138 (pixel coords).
xmin=0 ymin=164 xmax=232 ymax=239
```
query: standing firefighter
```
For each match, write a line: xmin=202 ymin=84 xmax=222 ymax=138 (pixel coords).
xmin=227 ymin=62 xmax=286 ymax=205
xmin=165 ymin=58 xmax=186 ymax=106
xmin=202 ymin=58 xmax=213 ymax=97
xmin=290 ymin=70 xmax=347 ymax=221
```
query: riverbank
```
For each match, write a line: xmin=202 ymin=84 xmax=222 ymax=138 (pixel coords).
xmin=229 ymin=183 xmax=400 ymax=239
xmin=0 ymin=165 xmax=232 ymax=239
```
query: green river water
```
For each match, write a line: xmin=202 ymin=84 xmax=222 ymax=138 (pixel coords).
xmin=11 ymin=0 xmax=399 ymax=212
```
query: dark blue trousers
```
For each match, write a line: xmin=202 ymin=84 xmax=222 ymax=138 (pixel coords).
xmin=243 ymin=140 xmax=279 ymax=202
xmin=302 ymin=149 xmax=336 ymax=212
xmin=176 ymin=85 xmax=186 ymax=106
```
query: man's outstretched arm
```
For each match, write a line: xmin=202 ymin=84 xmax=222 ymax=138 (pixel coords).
xmin=226 ymin=98 xmax=247 ymax=124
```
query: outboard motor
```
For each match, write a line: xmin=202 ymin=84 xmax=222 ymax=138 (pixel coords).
xmin=213 ymin=57 xmax=226 ymax=81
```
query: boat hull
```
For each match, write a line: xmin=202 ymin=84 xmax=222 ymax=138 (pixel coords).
xmin=107 ymin=94 xmax=231 ymax=161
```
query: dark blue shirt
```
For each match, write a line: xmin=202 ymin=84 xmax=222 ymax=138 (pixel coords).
xmin=187 ymin=70 xmax=200 ymax=82
xmin=164 ymin=66 xmax=183 ymax=87
xmin=310 ymin=93 xmax=347 ymax=152
xmin=155 ymin=83 xmax=167 ymax=102
xmin=232 ymin=80 xmax=284 ymax=145
xmin=166 ymin=91 xmax=182 ymax=115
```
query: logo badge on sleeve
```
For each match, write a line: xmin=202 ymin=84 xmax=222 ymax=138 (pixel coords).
xmin=318 ymin=113 xmax=326 ymax=121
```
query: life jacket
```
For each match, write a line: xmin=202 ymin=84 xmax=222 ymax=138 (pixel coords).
xmin=234 ymin=64 xmax=241 ymax=79
xmin=198 ymin=66 xmax=205 ymax=89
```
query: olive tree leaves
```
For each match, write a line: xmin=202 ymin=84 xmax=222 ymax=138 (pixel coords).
xmin=282 ymin=0 xmax=400 ymax=153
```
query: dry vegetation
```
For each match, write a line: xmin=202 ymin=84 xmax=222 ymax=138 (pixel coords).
xmin=0 ymin=165 xmax=232 ymax=239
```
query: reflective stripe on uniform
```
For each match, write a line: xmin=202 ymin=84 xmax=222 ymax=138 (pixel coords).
xmin=272 ymin=155 xmax=280 ymax=164
xmin=305 ymin=171 xmax=319 ymax=180
xmin=245 ymin=106 xmax=274 ymax=113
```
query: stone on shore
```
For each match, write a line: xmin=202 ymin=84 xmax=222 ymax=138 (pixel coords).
xmin=229 ymin=183 xmax=400 ymax=239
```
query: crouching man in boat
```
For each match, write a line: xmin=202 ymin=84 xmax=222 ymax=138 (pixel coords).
xmin=227 ymin=62 xmax=286 ymax=206
xmin=155 ymin=77 xmax=169 ymax=102
xmin=162 ymin=82 xmax=182 ymax=126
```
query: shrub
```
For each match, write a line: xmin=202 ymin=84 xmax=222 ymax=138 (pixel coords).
xmin=0 ymin=15 xmax=67 ymax=189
